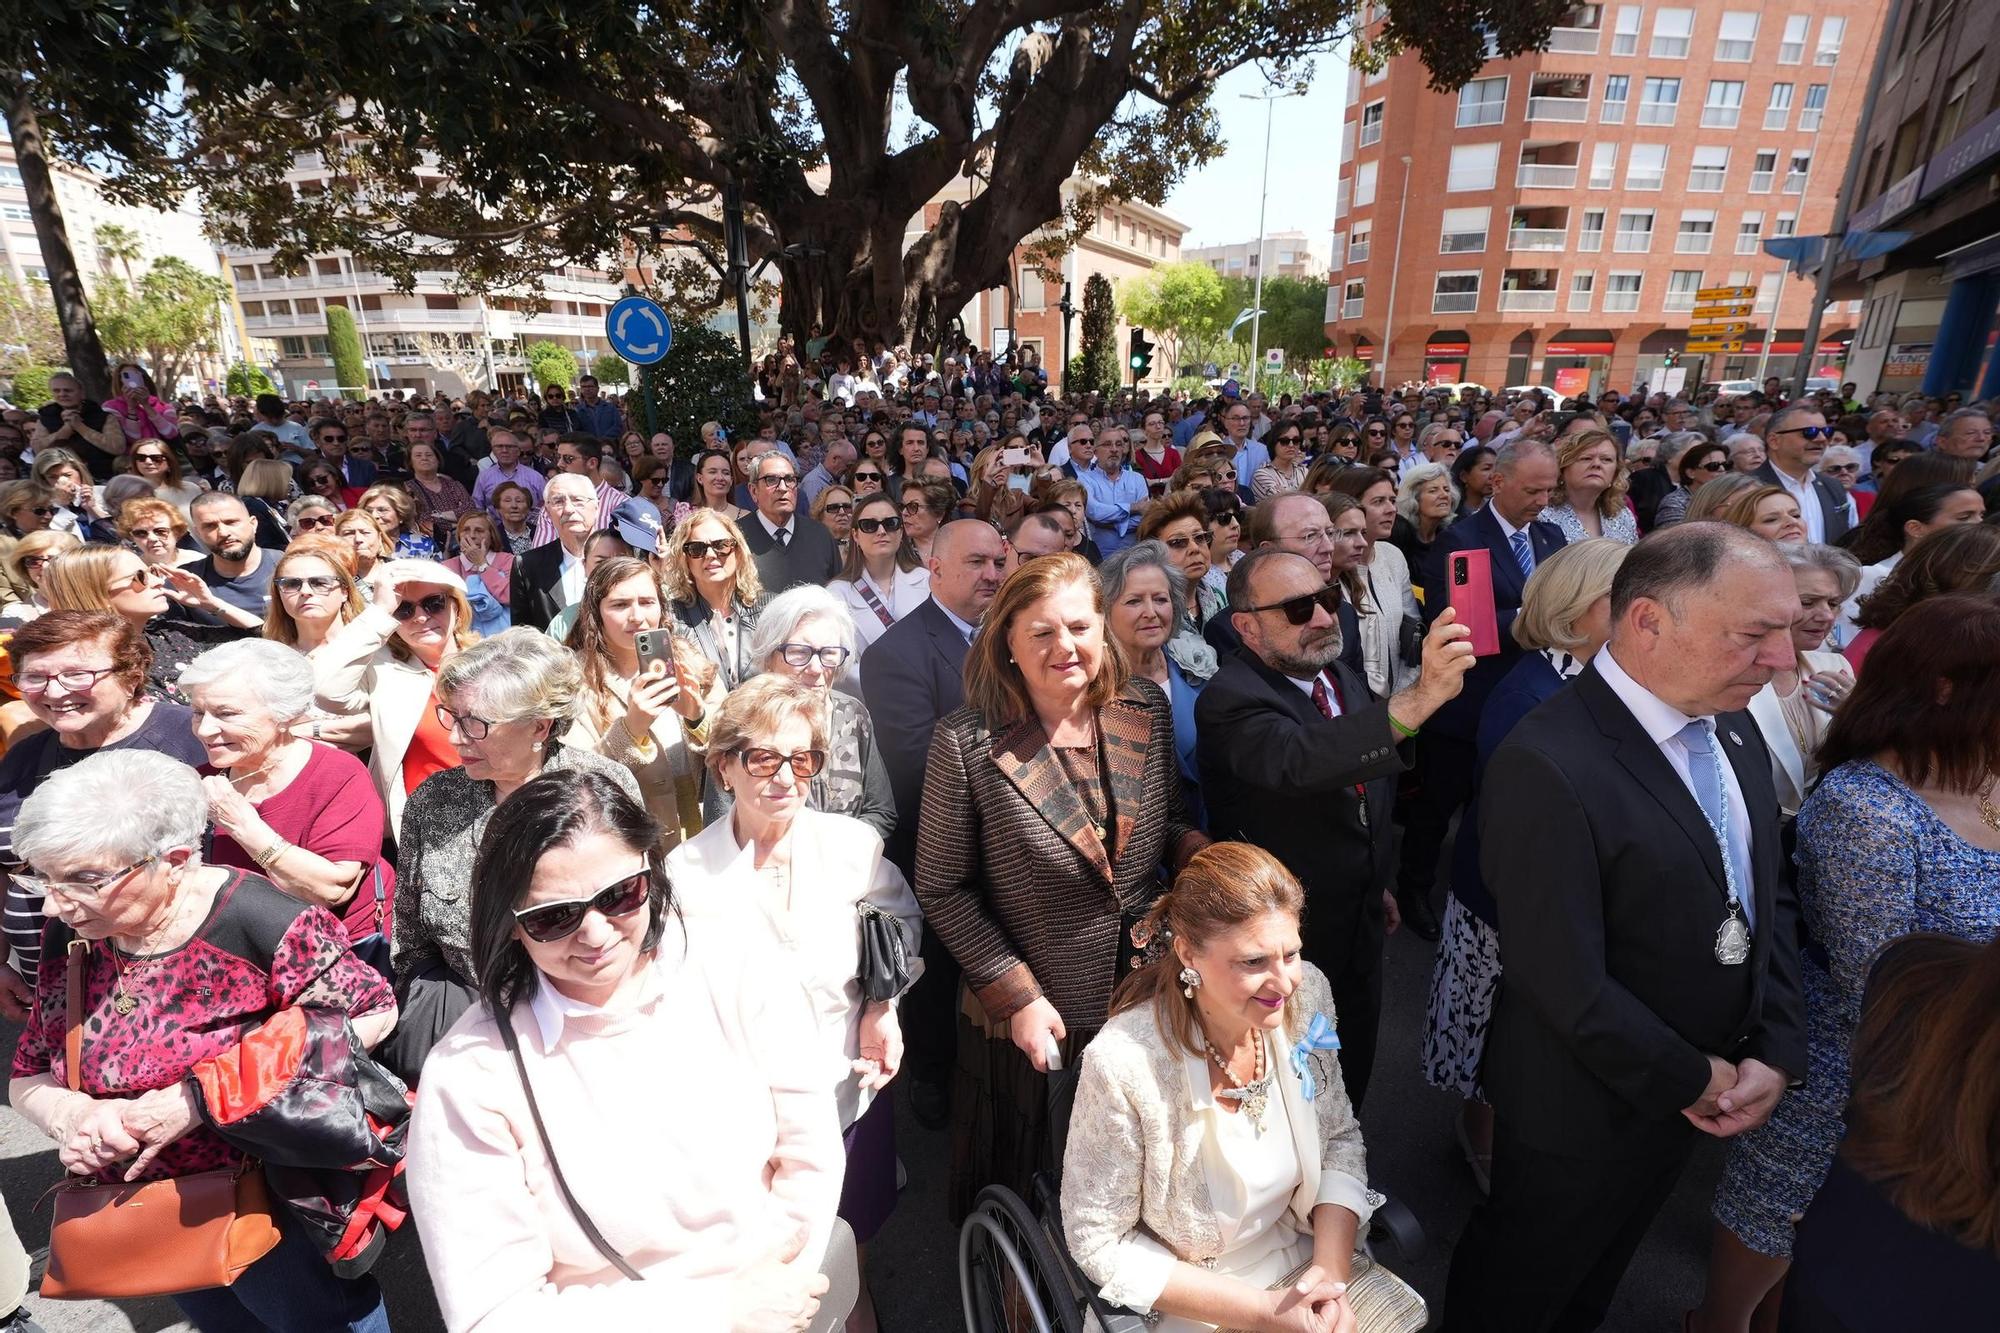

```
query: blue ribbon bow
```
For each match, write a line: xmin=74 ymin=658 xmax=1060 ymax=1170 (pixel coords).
xmin=1290 ymin=1013 xmax=1342 ymax=1102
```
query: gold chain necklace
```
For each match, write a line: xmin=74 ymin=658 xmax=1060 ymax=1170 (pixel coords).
xmin=1979 ymin=779 xmax=2000 ymax=835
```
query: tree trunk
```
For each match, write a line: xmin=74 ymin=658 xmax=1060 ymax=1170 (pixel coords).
xmin=2 ymin=78 xmax=110 ymax=400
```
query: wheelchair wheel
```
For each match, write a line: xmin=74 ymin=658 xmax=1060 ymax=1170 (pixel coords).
xmin=959 ymin=1184 xmax=1089 ymax=1333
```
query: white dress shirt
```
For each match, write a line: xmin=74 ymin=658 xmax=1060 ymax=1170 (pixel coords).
xmin=756 ymin=511 xmax=796 ymax=545
xmin=557 ymin=547 xmax=585 ymax=609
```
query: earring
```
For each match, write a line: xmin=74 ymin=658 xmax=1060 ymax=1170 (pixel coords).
xmin=1179 ymin=966 xmax=1201 ymax=999
xmin=531 ymin=740 xmax=543 ymax=752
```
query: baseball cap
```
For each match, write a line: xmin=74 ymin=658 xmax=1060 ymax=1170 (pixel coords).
xmin=610 ymin=497 xmax=666 ymax=555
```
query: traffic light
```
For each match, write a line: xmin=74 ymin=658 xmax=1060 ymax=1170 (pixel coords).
xmin=1128 ymin=327 xmax=1154 ymax=377
xmin=1663 ymin=348 xmax=1681 ymax=367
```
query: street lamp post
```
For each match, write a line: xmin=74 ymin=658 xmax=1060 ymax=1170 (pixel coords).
xmin=1381 ymin=156 xmax=1414 ymax=393
xmin=1242 ymin=86 xmax=1304 ymax=396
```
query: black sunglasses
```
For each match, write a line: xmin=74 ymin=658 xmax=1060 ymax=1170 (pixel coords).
xmin=1777 ymin=425 xmax=1837 ymax=441
xmin=682 ymin=538 xmax=738 ymax=559
xmin=513 ymin=864 xmax=652 ymax=943
xmin=821 ymin=501 xmax=854 ymax=514
xmin=1240 ymin=583 xmax=1343 ymax=626
xmin=854 ymin=515 xmax=903 ymax=534
xmin=295 ymin=513 xmax=336 ymax=530
xmin=393 ymin=592 xmax=451 ymax=621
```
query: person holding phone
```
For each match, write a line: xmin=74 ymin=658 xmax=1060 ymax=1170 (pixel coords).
xmin=104 ymin=363 xmax=179 ymax=443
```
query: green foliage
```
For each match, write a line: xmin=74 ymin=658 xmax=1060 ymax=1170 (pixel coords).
xmin=325 ymin=305 xmax=366 ymax=397
xmin=1119 ymin=262 xmax=1229 ymax=373
xmin=1219 ymin=275 xmax=1330 ymax=387
xmin=588 ymin=353 xmax=631 ymax=387
xmin=1321 ymin=356 xmax=1371 ymax=394
xmin=526 ymin=340 xmax=578 ymax=391
xmin=225 ymin=361 xmax=275 ymax=396
xmin=632 ymin=325 xmax=756 ymax=457
xmin=1171 ymin=373 xmax=1212 ymax=397
xmin=8 ymin=364 xmax=56 ymax=409
xmin=1077 ymin=274 xmax=1119 ymax=396
xmin=93 ymin=257 xmax=229 ymax=392
xmin=0 ymin=282 xmax=66 ymax=373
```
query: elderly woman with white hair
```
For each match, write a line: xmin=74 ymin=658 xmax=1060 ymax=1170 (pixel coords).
xmin=181 ymin=638 xmax=395 ymax=956
xmin=1388 ymin=460 xmax=1457 ymax=574
xmin=1726 ymin=432 xmax=1768 ymax=475
xmin=1098 ymin=540 xmax=1207 ymax=828
xmin=722 ymin=582 xmax=896 ymax=839
xmin=6 ymin=749 xmax=396 ymax=1330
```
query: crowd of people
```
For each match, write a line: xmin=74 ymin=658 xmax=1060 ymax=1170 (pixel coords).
xmin=0 ymin=346 xmax=1995 ymax=1333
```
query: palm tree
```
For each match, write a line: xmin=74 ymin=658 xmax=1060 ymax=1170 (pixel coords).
xmin=94 ymin=222 xmax=142 ymax=286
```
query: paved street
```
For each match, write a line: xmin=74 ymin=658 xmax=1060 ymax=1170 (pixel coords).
xmin=0 ymin=893 xmax=1723 ymax=1330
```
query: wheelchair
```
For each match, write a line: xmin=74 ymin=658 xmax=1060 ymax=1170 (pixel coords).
xmin=959 ymin=1062 xmax=1429 ymax=1332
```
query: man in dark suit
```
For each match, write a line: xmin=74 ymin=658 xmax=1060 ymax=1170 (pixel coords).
xmin=310 ymin=416 xmax=376 ymax=489
xmin=860 ymin=519 xmax=1007 ymax=1125
xmin=1248 ymin=492 xmax=1368 ymax=682
xmin=1443 ymin=524 xmax=1808 ymax=1333
xmin=509 ymin=473 xmax=596 ymax=632
xmin=1400 ymin=439 xmax=1566 ymax=938
xmin=1198 ymin=550 xmax=1475 ymax=1106
xmin=1754 ymin=403 xmax=1854 ymax=544
xmin=738 ymin=451 xmax=843 ymax=592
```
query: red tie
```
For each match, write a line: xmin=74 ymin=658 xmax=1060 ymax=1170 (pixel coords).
xmin=1310 ymin=674 xmax=1370 ymax=811
xmin=1310 ymin=676 xmax=1336 ymax=720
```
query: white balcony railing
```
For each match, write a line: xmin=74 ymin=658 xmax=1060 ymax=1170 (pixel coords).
xmin=1516 ymin=163 xmax=1579 ymax=188
xmin=1432 ymin=292 xmax=1481 ymax=314
xmin=1440 ymin=232 xmax=1488 ymax=254
xmin=1546 ymin=27 xmax=1602 ymax=53
xmin=1342 ymin=297 xmax=1365 ymax=319
xmin=1688 ymin=168 xmax=1727 ymax=191
xmin=1604 ymin=290 xmax=1642 ymax=312
xmin=1614 ymin=229 xmax=1654 ymax=251
xmin=1663 ymin=291 xmax=1698 ymax=311
xmin=1764 ymin=107 xmax=1791 ymax=130
xmin=1675 ymin=233 xmax=1714 ymax=253
xmin=1799 ymin=107 xmax=1823 ymax=131
xmin=1716 ymin=39 xmax=1756 ymax=61
xmin=1701 ymin=106 xmax=1740 ymax=128
xmin=1528 ymin=97 xmax=1591 ymax=121
xmin=1359 ymin=121 xmax=1383 ymax=147
xmin=1497 ymin=289 xmax=1560 ymax=312
xmin=1507 ymin=227 xmax=1568 ymax=250
xmin=1348 ymin=241 xmax=1371 ymax=264
xmin=1779 ymin=40 xmax=1804 ymax=62
xmin=1815 ymin=43 xmax=1840 ymax=65
xmin=1457 ymin=103 xmax=1506 ymax=128
xmin=1626 ymin=171 xmax=1665 ymax=191
xmin=1783 ymin=172 xmax=1809 ymax=193
xmin=1751 ymin=170 xmax=1776 ymax=191
xmin=1652 ymin=35 xmax=1690 ymax=58
xmin=1599 ymin=99 xmax=1627 ymax=124
xmin=1637 ymin=101 xmax=1678 ymax=125
xmin=1577 ymin=229 xmax=1605 ymax=252
xmin=1568 ymin=286 xmax=1595 ymax=312
xmin=1736 ymin=232 xmax=1763 ymax=254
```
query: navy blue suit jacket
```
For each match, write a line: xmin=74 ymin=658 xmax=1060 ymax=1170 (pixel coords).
xmin=1417 ymin=507 xmax=1567 ymax=740
xmin=859 ymin=596 xmax=970 ymax=873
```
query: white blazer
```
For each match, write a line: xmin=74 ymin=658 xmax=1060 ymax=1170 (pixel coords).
xmin=830 ymin=565 xmax=931 ymax=651
xmin=313 ymin=603 xmax=443 ymax=839
xmin=1745 ymin=648 xmax=1852 ymax=816
xmin=666 ymin=807 xmax=922 ymax=1127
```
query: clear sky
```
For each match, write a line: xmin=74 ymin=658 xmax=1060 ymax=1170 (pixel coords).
xmin=1162 ymin=49 xmax=1352 ymax=257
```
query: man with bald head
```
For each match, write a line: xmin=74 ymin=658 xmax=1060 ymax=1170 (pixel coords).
xmin=1199 ymin=549 xmax=1475 ymax=1104
xmin=860 ymin=518 xmax=1009 ymax=1127
xmin=1447 ymin=523 xmax=1806 ymax=1332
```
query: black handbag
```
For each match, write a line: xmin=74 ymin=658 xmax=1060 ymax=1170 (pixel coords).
xmin=856 ymin=903 xmax=915 ymax=1002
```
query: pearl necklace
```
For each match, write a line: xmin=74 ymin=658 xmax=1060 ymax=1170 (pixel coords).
xmin=1205 ymin=1033 xmax=1272 ymax=1132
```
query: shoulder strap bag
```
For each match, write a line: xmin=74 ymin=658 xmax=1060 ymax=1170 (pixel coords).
xmin=41 ymin=937 xmax=283 ymax=1300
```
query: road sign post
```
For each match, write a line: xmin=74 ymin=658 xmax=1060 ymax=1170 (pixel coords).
xmin=606 ymin=296 xmax=673 ymax=439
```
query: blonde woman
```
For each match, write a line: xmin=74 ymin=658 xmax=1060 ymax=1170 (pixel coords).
xmin=0 ymin=529 xmax=81 ymax=628
xmin=664 ymin=508 xmax=764 ymax=692
xmin=1537 ymin=427 xmax=1637 ymax=544
xmin=334 ymin=507 xmax=393 ymax=581
xmin=358 ymin=482 xmax=437 ymax=559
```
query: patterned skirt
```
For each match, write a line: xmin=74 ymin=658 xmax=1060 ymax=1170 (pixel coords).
xmin=1422 ymin=894 xmax=1503 ymax=1101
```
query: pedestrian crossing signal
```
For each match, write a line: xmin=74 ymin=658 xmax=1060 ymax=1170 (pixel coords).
xmin=1128 ymin=328 xmax=1154 ymax=376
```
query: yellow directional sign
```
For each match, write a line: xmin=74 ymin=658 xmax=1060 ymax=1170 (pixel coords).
xmin=1684 ymin=339 xmax=1745 ymax=354
xmin=1688 ymin=322 xmax=1751 ymax=338
xmin=1692 ymin=302 xmax=1755 ymax=320
xmin=1696 ymin=285 xmax=1757 ymax=302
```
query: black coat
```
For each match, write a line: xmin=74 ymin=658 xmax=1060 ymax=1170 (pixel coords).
xmin=508 ymin=539 xmax=570 ymax=633
xmin=1478 ymin=664 xmax=1808 ymax=1160
xmin=739 ymin=511 xmax=843 ymax=592
xmin=1417 ymin=506 xmax=1568 ymax=740
xmin=859 ymin=596 xmax=970 ymax=873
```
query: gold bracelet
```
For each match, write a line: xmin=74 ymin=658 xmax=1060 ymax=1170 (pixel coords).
xmin=253 ymin=838 xmax=291 ymax=870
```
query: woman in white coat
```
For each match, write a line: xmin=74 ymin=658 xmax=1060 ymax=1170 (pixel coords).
xmin=668 ymin=673 xmax=921 ymax=1333
xmin=1063 ymin=842 xmax=1377 ymax=1333
xmin=1746 ymin=543 xmax=1859 ymax=817
xmin=828 ymin=491 xmax=929 ymax=651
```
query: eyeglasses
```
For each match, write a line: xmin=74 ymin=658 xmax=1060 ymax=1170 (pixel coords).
xmin=435 ymin=702 xmax=496 ymax=740
xmin=778 ymin=643 xmax=852 ymax=669
xmin=853 ymin=469 xmax=884 ymax=482
xmin=1777 ymin=425 xmax=1837 ymax=441
xmin=277 ymin=574 xmax=341 ymax=595
xmin=1162 ymin=531 xmax=1213 ymax=552
xmin=682 ymin=538 xmax=738 ymax=559
xmin=318 ymin=433 xmax=348 ymax=443
xmin=113 ymin=566 xmax=161 ymax=593
xmin=900 ymin=501 xmax=931 ymax=516
xmin=22 ymin=506 xmax=56 ymax=519
xmin=132 ymin=452 xmax=169 ymax=464
xmin=1690 ymin=460 xmax=1729 ymax=474
xmin=1823 ymin=463 xmax=1860 ymax=475
xmin=733 ymin=747 xmax=827 ymax=779
xmin=513 ymin=864 xmax=652 ymax=943
xmin=1211 ymin=509 xmax=1242 ymax=525
xmin=16 ymin=664 xmax=120 ymax=694
xmin=854 ymin=515 xmax=903 ymax=535
xmin=310 ymin=472 xmax=341 ymax=487
xmin=21 ymin=555 xmax=51 ymax=570
xmin=1432 ymin=437 xmax=1464 ymax=448
xmin=1239 ymin=583 xmax=1343 ymax=626
xmin=294 ymin=513 xmax=336 ymax=531
xmin=821 ymin=501 xmax=853 ymax=514
xmin=393 ymin=592 xmax=451 ymax=621
xmin=757 ymin=474 xmax=800 ymax=488
xmin=16 ymin=853 xmax=157 ymax=904
xmin=1272 ymin=435 xmax=1303 ymax=447
xmin=1364 ymin=428 xmax=1385 ymax=437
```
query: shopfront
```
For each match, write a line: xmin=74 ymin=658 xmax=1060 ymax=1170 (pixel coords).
xmin=1539 ymin=332 xmax=1616 ymax=399
xmin=1424 ymin=334 xmax=1471 ymax=386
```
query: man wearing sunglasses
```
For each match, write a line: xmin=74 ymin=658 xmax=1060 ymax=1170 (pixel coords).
xmin=1752 ymin=406 xmax=1854 ymax=544
xmin=310 ymin=416 xmax=376 ymax=492
xmin=1197 ymin=549 xmax=1476 ymax=1106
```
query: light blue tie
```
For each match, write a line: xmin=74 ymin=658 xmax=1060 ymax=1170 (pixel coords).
xmin=1676 ymin=719 xmax=1755 ymax=929
xmin=1509 ymin=529 xmax=1536 ymax=580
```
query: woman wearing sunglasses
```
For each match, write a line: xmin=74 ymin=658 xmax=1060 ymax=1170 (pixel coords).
xmin=124 ymin=437 xmax=206 ymax=515
xmin=733 ymin=585 xmax=896 ymax=839
xmin=896 ymin=478 xmax=952 ymax=564
xmin=42 ymin=543 xmax=232 ymax=704
xmin=810 ymin=483 xmax=856 ymax=562
xmin=1651 ymin=435 xmax=1731 ymax=529
xmin=849 ymin=460 xmax=888 ymax=497
xmin=0 ymin=529 xmax=80 ymax=631
xmin=830 ymin=492 xmax=928 ymax=651
xmin=665 ymin=509 xmax=764 ymax=692
xmin=409 ymin=766 xmax=844 ymax=1333
xmin=313 ymin=559 xmax=479 ymax=836
xmin=565 ymin=558 xmax=717 ymax=850
xmin=1250 ymin=424 xmax=1309 ymax=501
xmin=668 ymin=674 xmax=916 ymax=1332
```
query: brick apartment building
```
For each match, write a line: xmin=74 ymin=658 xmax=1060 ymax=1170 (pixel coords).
xmin=1328 ymin=2 xmax=1883 ymax=396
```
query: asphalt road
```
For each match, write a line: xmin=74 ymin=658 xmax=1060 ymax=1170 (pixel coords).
xmin=0 ymin=878 xmax=1723 ymax=1331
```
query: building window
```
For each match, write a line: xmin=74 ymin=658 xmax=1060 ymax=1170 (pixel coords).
xmin=1601 ymin=74 xmax=1631 ymax=123
xmin=1764 ymin=83 xmax=1794 ymax=130
xmin=241 ymin=301 xmax=265 ymax=317
xmin=1018 ymin=268 xmax=1044 ymax=311
xmin=1799 ymin=83 xmax=1827 ymax=133
xmin=231 ymin=264 xmax=257 ymax=282
xmin=1612 ymin=5 xmax=1644 ymax=55
xmin=1335 ymin=176 xmax=1351 ymax=219
xmin=1615 ymin=209 xmax=1656 ymax=252
xmin=1676 ymin=211 xmax=1716 ymax=253
xmin=1750 ymin=149 xmax=1778 ymax=192
xmin=1702 ymin=81 xmax=1744 ymax=128
xmin=1342 ymin=280 xmax=1366 ymax=320
xmin=1934 ymin=65 xmax=1979 ymax=152
xmin=1650 ymin=8 xmax=1694 ymax=57
xmin=1625 ymin=144 xmax=1668 ymax=190
xmin=0 ymin=166 xmax=24 ymax=188
xmin=1590 ymin=142 xmax=1620 ymax=190
xmin=1784 ymin=151 xmax=1812 ymax=193
xmin=1355 ymin=160 xmax=1379 ymax=207
xmin=1773 ymin=212 xmax=1797 ymax=237
xmin=1716 ymin=12 xmax=1758 ymax=60
xmin=1815 ymin=16 xmax=1844 ymax=64
xmin=1456 ymin=78 xmax=1507 ymax=127
xmin=1579 ymin=209 xmax=1607 ymax=252
xmin=1757 ymin=273 xmax=1782 ymax=310
xmin=1569 ymin=271 xmax=1596 ymax=312
xmin=1447 ymin=143 xmax=1500 ymax=192
xmin=1639 ymin=77 xmax=1681 ymax=124
xmin=1360 ymin=99 xmax=1387 ymax=145
xmin=1606 ymin=272 xmax=1644 ymax=312
xmin=1688 ymin=146 xmax=1730 ymax=191
xmin=1778 ymin=14 xmax=1808 ymax=63
xmin=1349 ymin=226 xmax=1372 ymax=264
xmin=1737 ymin=212 xmax=1764 ymax=254
xmin=314 ymin=257 xmax=343 ymax=277
xmin=1440 ymin=207 xmax=1491 ymax=253
xmin=1664 ymin=270 xmax=1704 ymax=311
xmin=295 ymin=297 xmax=320 ymax=315
xmin=280 ymin=337 xmax=308 ymax=357
xmin=1433 ymin=272 xmax=1482 ymax=314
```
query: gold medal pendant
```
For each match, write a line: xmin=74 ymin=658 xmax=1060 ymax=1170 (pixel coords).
xmin=112 ymin=990 xmax=139 ymax=1016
